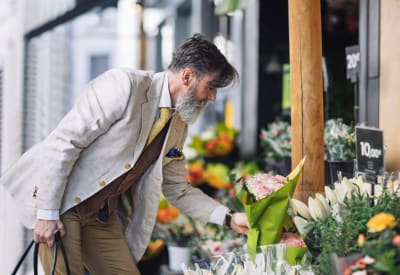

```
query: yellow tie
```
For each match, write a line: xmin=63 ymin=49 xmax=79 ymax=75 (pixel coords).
xmin=146 ymin=107 xmax=172 ymax=145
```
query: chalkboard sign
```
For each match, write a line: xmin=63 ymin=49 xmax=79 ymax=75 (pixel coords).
xmin=345 ymin=45 xmax=360 ymax=83
xmin=355 ymin=126 xmax=384 ymax=177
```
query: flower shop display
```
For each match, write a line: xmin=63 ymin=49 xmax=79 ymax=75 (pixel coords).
xmin=324 ymin=118 xmax=356 ymax=161
xmin=289 ymin=175 xmax=400 ymax=274
xmin=237 ymin=157 xmax=306 ymax=256
xmin=191 ymin=223 xmax=246 ymax=264
xmin=182 ymin=248 xmax=316 ymax=275
xmin=324 ymin=118 xmax=356 ymax=185
xmin=188 ymin=122 xmax=238 ymax=158
xmin=259 ymin=120 xmax=292 ymax=175
xmin=259 ymin=120 xmax=292 ymax=162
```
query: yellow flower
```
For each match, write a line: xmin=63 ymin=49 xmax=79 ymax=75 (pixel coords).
xmin=367 ymin=213 xmax=397 ymax=233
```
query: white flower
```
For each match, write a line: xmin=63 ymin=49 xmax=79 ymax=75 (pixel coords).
xmin=200 ymin=129 xmax=214 ymax=140
xmin=293 ymin=216 xmax=310 ymax=235
xmin=333 ymin=182 xmax=347 ymax=203
xmin=315 ymin=193 xmax=330 ymax=214
xmin=324 ymin=186 xmax=338 ymax=204
xmin=290 ymin=198 xmax=312 ymax=220
xmin=308 ymin=197 xmax=327 ymax=221
xmin=363 ymin=255 xmax=375 ymax=265
xmin=331 ymin=203 xmax=343 ymax=223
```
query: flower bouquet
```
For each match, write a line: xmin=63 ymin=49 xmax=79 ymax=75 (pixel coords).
xmin=237 ymin=157 xmax=306 ymax=255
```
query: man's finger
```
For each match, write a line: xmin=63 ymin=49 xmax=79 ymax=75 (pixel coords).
xmin=57 ymin=221 xmax=66 ymax=237
xmin=47 ymin=239 xmax=55 ymax=248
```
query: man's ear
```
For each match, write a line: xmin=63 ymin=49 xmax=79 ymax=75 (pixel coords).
xmin=181 ymin=68 xmax=193 ymax=86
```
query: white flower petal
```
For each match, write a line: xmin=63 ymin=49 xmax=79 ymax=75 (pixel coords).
xmin=315 ymin=193 xmax=330 ymax=214
xmin=325 ymin=186 xmax=338 ymax=204
xmin=290 ymin=198 xmax=312 ymax=220
xmin=293 ymin=216 xmax=310 ymax=235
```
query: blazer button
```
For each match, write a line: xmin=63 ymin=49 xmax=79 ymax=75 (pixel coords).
xmin=74 ymin=197 xmax=81 ymax=204
xmin=99 ymin=180 xmax=106 ymax=187
xmin=124 ymin=163 xmax=132 ymax=169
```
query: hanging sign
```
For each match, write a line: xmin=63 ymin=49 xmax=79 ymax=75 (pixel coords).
xmin=345 ymin=45 xmax=360 ymax=83
xmin=355 ymin=126 xmax=384 ymax=178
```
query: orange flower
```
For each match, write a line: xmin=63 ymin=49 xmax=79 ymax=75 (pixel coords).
xmin=186 ymin=161 xmax=204 ymax=185
xmin=157 ymin=206 xmax=180 ymax=224
xmin=393 ymin=235 xmax=400 ymax=246
xmin=142 ymin=239 xmax=165 ymax=260
xmin=367 ymin=213 xmax=397 ymax=233
xmin=357 ymin=234 xmax=366 ymax=245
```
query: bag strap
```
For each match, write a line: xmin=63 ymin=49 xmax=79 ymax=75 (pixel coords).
xmin=12 ymin=232 xmax=71 ymax=275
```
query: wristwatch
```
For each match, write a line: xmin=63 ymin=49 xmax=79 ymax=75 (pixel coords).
xmin=224 ymin=210 xmax=235 ymax=228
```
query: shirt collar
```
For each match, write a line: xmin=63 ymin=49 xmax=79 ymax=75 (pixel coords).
xmin=159 ymin=73 xmax=172 ymax=108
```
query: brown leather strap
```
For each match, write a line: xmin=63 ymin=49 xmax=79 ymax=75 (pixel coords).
xmin=75 ymin=117 xmax=171 ymax=219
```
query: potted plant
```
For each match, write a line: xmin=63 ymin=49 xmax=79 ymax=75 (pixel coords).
xmin=154 ymin=198 xmax=200 ymax=272
xmin=324 ymin=118 xmax=356 ymax=185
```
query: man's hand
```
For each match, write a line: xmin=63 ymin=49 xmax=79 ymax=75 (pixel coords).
xmin=230 ymin=212 xmax=250 ymax=235
xmin=33 ymin=219 xmax=65 ymax=248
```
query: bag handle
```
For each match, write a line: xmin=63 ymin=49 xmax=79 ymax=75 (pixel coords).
xmin=12 ymin=232 xmax=71 ymax=275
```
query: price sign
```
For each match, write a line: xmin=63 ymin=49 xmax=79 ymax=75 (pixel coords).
xmin=345 ymin=45 xmax=360 ymax=83
xmin=356 ymin=126 xmax=384 ymax=177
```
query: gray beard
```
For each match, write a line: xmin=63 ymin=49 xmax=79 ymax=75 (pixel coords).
xmin=175 ymin=87 xmax=209 ymax=124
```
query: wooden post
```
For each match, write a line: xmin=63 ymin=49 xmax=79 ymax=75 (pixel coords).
xmin=288 ymin=0 xmax=325 ymax=202
xmin=380 ymin=0 xmax=400 ymax=173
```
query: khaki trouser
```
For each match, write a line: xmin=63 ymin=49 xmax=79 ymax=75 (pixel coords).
xmin=38 ymin=209 xmax=140 ymax=275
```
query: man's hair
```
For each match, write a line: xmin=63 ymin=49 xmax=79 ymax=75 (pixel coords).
xmin=168 ymin=34 xmax=239 ymax=88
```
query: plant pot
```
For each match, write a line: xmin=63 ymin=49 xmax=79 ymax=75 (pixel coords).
xmin=326 ymin=160 xmax=355 ymax=186
xmin=167 ymin=245 xmax=191 ymax=272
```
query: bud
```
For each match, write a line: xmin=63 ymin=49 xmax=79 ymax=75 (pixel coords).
xmin=357 ymin=234 xmax=366 ymax=245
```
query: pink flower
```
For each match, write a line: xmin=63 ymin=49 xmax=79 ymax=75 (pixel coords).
xmin=246 ymin=173 xmax=286 ymax=200
xmin=279 ymin=232 xmax=307 ymax=247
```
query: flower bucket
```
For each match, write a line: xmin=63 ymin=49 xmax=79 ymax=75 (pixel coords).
xmin=167 ymin=245 xmax=191 ymax=272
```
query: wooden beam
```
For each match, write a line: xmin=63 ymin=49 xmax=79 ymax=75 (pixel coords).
xmin=380 ymin=0 xmax=400 ymax=173
xmin=288 ymin=0 xmax=325 ymax=202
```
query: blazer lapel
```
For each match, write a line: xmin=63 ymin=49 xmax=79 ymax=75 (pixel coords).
xmin=132 ymin=72 xmax=166 ymax=164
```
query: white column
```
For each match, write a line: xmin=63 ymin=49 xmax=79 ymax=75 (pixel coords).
xmin=0 ymin=0 xmax=26 ymax=273
xmin=240 ymin=0 xmax=259 ymax=156
xmin=116 ymin=0 xmax=141 ymax=69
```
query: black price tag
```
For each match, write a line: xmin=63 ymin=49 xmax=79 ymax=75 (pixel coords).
xmin=345 ymin=45 xmax=360 ymax=83
xmin=356 ymin=126 xmax=384 ymax=177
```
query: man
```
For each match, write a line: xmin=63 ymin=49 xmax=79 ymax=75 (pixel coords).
xmin=1 ymin=34 xmax=249 ymax=274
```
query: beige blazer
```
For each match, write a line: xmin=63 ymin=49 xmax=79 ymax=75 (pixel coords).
xmin=0 ymin=68 xmax=221 ymax=261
